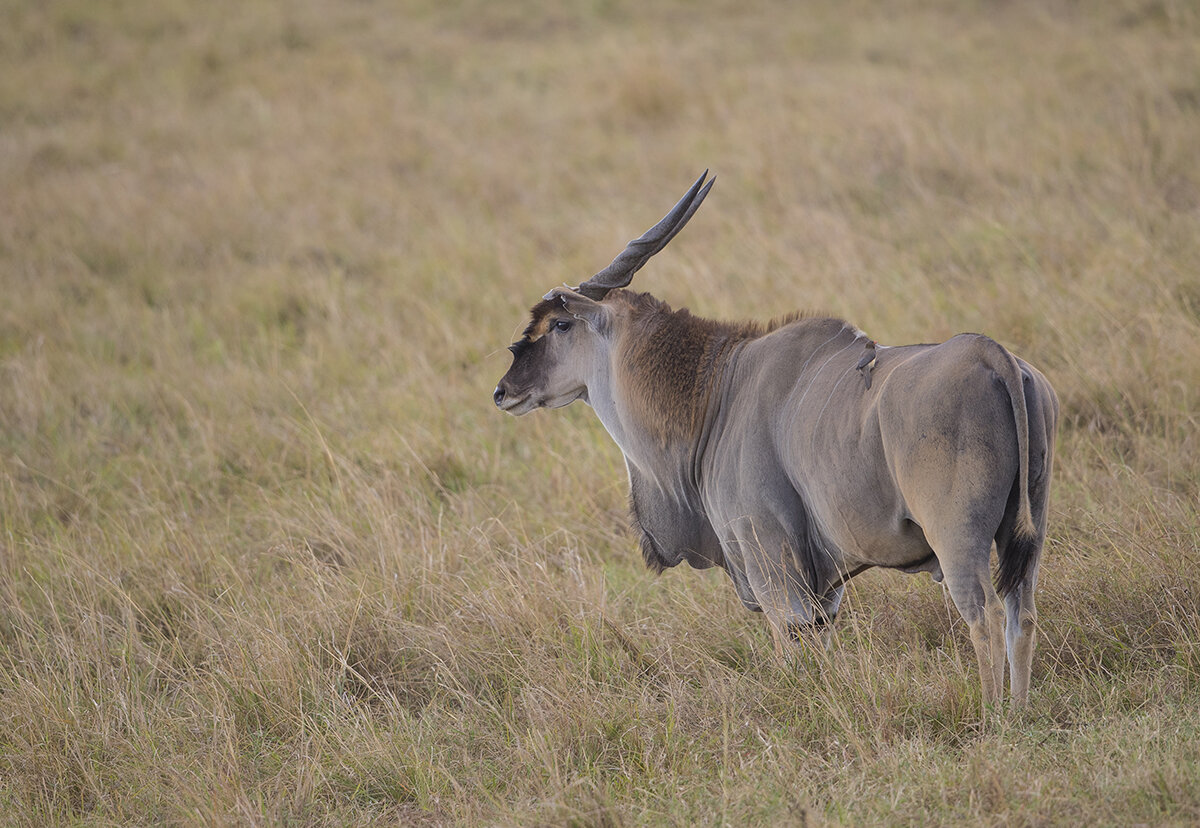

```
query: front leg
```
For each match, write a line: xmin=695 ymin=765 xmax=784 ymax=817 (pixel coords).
xmin=785 ymin=583 xmax=845 ymax=654
xmin=725 ymin=516 xmax=830 ymax=659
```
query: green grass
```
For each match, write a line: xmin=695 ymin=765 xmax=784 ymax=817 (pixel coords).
xmin=2 ymin=0 xmax=1200 ymax=824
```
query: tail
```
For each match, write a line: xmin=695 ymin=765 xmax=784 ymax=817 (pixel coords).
xmin=985 ymin=343 xmax=1039 ymax=597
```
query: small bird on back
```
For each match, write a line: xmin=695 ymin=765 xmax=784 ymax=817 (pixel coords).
xmin=857 ymin=339 xmax=877 ymax=389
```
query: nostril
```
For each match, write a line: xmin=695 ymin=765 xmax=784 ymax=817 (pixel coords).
xmin=493 ymin=386 xmax=506 ymax=406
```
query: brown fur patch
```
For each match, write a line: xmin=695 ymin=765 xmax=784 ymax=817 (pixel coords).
xmin=518 ymin=298 xmax=565 ymax=344
xmin=610 ymin=290 xmax=821 ymax=442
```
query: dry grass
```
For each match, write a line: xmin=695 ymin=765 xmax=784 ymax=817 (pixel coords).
xmin=2 ymin=0 xmax=1199 ymax=824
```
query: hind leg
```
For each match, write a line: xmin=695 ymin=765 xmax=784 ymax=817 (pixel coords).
xmin=1004 ymin=569 xmax=1039 ymax=707
xmin=936 ymin=538 xmax=1007 ymax=708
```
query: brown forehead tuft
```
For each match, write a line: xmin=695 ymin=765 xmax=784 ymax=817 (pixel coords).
xmin=519 ymin=297 xmax=565 ymax=343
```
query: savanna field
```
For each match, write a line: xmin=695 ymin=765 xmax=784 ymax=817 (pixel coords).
xmin=2 ymin=0 xmax=1199 ymax=824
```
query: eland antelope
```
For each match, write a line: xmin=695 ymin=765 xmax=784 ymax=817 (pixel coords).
xmin=493 ymin=172 xmax=1058 ymax=708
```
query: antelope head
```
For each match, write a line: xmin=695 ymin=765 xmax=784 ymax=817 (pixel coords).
xmin=493 ymin=171 xmax=714 ymax=415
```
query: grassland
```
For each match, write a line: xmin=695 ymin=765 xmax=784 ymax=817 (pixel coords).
xmin=2 ymin=0 xmax=1199 ymax=824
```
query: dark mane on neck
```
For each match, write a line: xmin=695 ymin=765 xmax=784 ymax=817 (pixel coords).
xmin=610 ymin=290 xmax=820 ymax=441
xmin=615 ymin=289 xmax=814 ymax=341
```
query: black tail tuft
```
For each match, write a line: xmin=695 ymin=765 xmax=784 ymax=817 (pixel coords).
xmin=996 ymin=528 xmax=1038 ymax=597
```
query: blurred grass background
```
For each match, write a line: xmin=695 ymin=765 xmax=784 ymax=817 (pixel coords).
xmin=1 ymin=0 xmax=1199 ymax=824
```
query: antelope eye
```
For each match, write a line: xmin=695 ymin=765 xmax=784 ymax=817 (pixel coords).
xmin=553 ymin=319 xmax=572 ymax=332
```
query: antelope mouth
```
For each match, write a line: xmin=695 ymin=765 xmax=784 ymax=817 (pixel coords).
xmin=497 ymin=393 xmax=538 ymax=415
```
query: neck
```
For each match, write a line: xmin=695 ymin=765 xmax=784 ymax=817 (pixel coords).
xmin=588 ymin=293 xmax=761 ymax=471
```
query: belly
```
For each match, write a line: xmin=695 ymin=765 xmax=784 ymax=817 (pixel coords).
xmin=834 ymin=516 xmax=937 ymax=575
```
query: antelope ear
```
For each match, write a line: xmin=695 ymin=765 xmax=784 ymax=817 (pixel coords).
xmin=543 ymin=286 xmax=610 ymax=332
